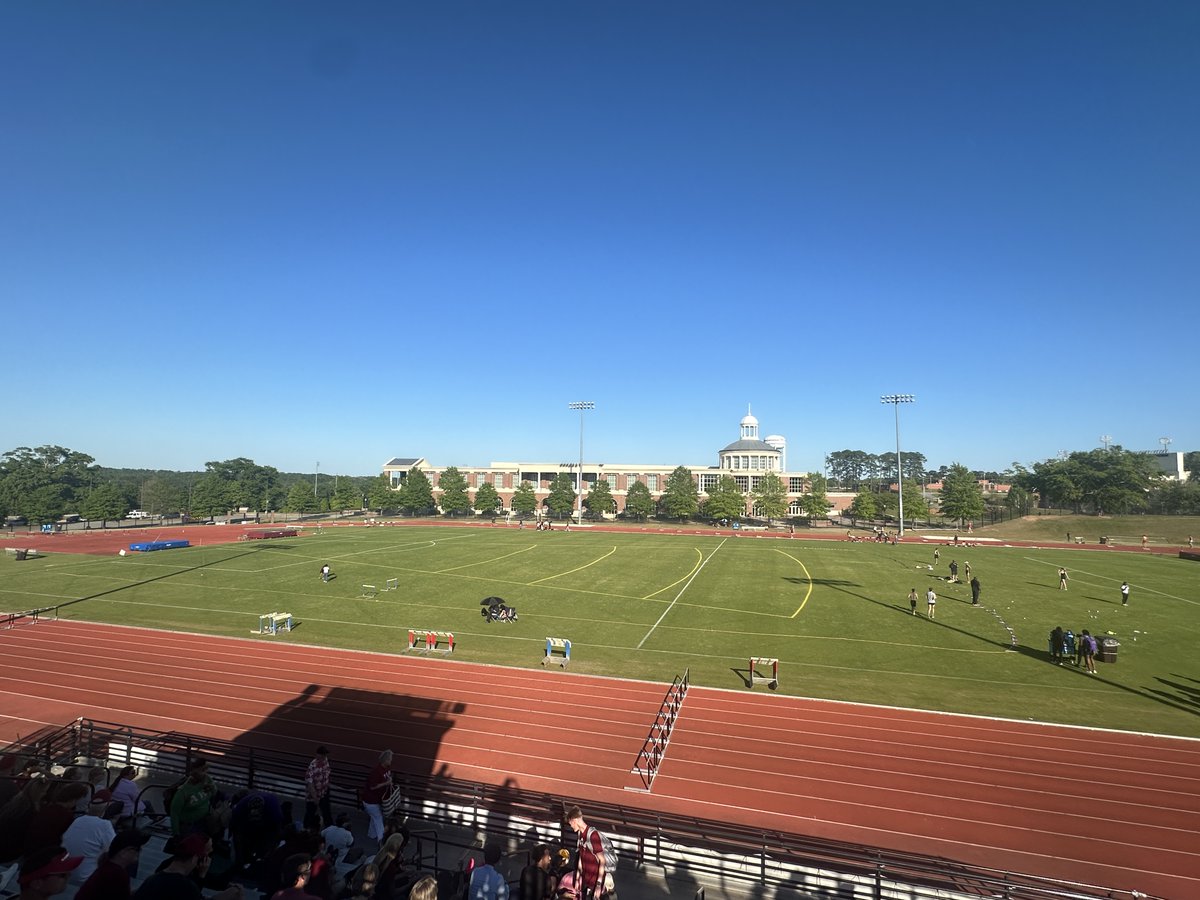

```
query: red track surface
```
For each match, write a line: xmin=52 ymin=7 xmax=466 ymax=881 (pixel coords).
xmin=1 ymin=620 xmax=1197 ymax=898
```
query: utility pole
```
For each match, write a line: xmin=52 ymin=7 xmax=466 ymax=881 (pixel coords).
xmin=880 ymin=394 xmax=915 ymax=537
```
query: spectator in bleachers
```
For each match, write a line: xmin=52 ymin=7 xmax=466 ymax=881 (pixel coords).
xmin=361 ymin=751 xmax=394 ymax=846
xmin=62 ymin=788 xmax=118 ymax=886
xmin=25 ymin=781 xmax=89 ymax=855
xmin=109 ymin=766 xmax=148 ymax=821
xmin=567 ymin=807 xmax=614 ymax=900
xmin=344 ymin=862 xmax=379 ymax=898
xmin=169 ymin=759 xmax=218 ymax=838
xmin=468 ymin=842 xmax=509 ymax=899
xmin=0 ymin=770 xmax=49 ymax=862
xmin=15 ymin=845 xmax=82 ymax=899
xmin=133 ymin=833 xmax=243 ymax=900
xmin=270 ymin=851 xmax=319 ymax=899
xmin=408 ymin=874 xmax=438 ymax=900
xmin=322 ymin=812 xmax=355 ymax=859
xmin=306 ymin=746 xmax=334 ymax=830
xmin=229 ymin=788 xmax=284 ymax=873
xmin=519 ymin=844 xmax=553 ymax=899
xmin=310 ymin=831 xmax=343 ymax=900
xmin=551 ymin=851 xmax=577 ymax=900
xmin=75 ymin=828 xmax=150 ymax=900
xmin=374 ymin=831 xmax=417 ymax=898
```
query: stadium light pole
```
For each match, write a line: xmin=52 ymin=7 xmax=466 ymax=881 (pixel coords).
xmin=569 ymin=401 xmax=594 ymax=524
xmin=881 ymin=394 xmax=915 ymax=537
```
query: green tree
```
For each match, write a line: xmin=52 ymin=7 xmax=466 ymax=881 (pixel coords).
xmin=0 ymin=445 xmax=98 ymax=521
xmin=1005 ymin=484 xmax=1033 ymax=517
xmin=847 ymin=491 xmax=877 ymax=524
xmin=511 ymin=480 xmax=538 ymax=518
xmin=331 ymin=479 xmax=361 ymax=513
xmin=703 ymin=475 xmax=746 ymax=522
xmin=661 ymin=466 xmax=699 ymax=521
xmin=584 ymin=478 xmax=616 ymax=519
xmin=285 ymin=481 xmax=320 ymax=513
xmin=189 ymin=473 xmax=238 ymax=517
xmin=140 ymin=476 xmax=182 ymax=515
xmin=81 ymin=484 xmax=128 ymax=524
xmin=623 ymin=481 xmax=655 ymax=521
xmin=399 ymin=468 xmax=435 ymax=516
xmin=367 ymin=474 xmax=395 ymax=513
xmin=801 ymin=473 xmax=831 ymax=520
xmin=751 ymin=472 xmax=787 ymax=523
xmin=437 ymin=467 xmax=471 ymax=516
xmin=545 ymin=472 xmax=577 ymax=519
xmin=940 ymin=463 xmax=985 ymax=527
xmin=203 ymin=458 xmax=283 ymax=511
xmin=473 ymin=482 xmax=501 ymax=516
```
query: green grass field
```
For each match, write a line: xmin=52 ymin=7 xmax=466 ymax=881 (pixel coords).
xmin=4 ymin=525 xmax=1198 ymax=738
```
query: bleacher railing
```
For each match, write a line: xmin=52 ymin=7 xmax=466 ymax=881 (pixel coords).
xmin=1 ymin=717 xmax=1161 ymax=900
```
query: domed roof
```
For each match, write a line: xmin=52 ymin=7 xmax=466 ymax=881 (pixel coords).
xmin=740 ymin=413 xmax=758 ymax=427
xmin=721 ymin=438 xmax=778 ymax=453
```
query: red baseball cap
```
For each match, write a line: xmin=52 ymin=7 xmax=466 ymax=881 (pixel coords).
xmin=20 ymin=848 xmax=83 ymax=885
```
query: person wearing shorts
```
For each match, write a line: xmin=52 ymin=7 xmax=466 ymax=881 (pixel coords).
xmin=908 ymin=588 xmax=918 ymax=616
xmin=925 ymin=588 xmax=936 ymax=619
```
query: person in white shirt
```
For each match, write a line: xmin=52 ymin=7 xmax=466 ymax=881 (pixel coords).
xmin=62 ymin=789 xmax=117 ymax=886
xmin=321 ymin=812 xmax=355 ymax=858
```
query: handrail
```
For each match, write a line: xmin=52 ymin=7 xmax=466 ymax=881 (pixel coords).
xmin=2 ymin=718 xmax=1160 ymax=900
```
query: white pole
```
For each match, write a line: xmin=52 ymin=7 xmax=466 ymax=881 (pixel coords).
xmin=568 ymin=402 xmax=594 ymax=523
xmin=880 ymin=395 xmax=914 ymax=537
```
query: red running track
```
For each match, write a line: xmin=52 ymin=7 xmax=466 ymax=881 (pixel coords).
xmin=1 ymin=620 xmax=1197 ymax=898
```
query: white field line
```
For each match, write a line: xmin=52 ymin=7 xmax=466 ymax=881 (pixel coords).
xmin=636 ymin=539 xmax=728 ymax=650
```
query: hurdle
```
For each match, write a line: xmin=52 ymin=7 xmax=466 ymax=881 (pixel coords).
xmin=361 ymin=584 xmax=377 ymax=599
xmin=749 ymin=657 xmax=779 ymax=690
xmin=254 ymin=612 xmax=293 ymax=636
xmin=542 ymin=637 xmax=572 ymax=667
xmin=385 ymin=578 xmax=399 ymax=592
xmin=406 ymin=629 xmax=455 ymax=654
xmin=629 ymin=668 xmax=690 ymax=791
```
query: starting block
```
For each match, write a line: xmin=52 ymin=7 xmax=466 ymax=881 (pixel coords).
xmin=361 ymin=584 xmax=377 ymax=599
xmin=385 ymin=578 xmax=399 ymax=592
xmin=255 ymin=612 xmax=293 ymax=636
xmin=749 ymin=656 xmax=779 ymax=690
xmin=407 ymin=629 xmax=455 ymax=654
xmin=542 ymin=637 xmax=572 ymax=667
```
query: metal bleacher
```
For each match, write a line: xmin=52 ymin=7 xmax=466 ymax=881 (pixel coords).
xmin=2 ymin=718 xmax=1149 ymax=900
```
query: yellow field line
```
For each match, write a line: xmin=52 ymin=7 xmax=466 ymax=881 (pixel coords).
xmin=773 ymin=548 xmax=813 ymax=619
xmin=641 ymin=548 xmax=704 ymax=599
xmin=435 ymin=544 xmax=536 ymax=573
xmin=529 ymin=546 xmax=617 ymax=584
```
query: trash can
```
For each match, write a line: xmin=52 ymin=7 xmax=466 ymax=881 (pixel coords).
xmin=1099 ymin=536 xmax=1108 ymax=545
xmin=14 ymin=549 xmax=27 ymax=561
xmin=1099 ymin=638 xmax=1120 ymax=663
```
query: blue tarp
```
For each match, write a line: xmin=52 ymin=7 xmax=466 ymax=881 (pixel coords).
xmin=129 ymin=540 xmax=190 ymax=552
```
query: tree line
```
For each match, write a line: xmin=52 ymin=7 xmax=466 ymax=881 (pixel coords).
xmin=4 ymin=443 xmax=1197 ymax=528
xmin=0 ymin=446 xmax=377 ymax=525
xmin=383 ymin=465 xmax=832 ymax=524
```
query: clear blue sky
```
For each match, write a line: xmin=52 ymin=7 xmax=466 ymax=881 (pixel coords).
xmin=3 ymin=2 xmax=1196 ymax=477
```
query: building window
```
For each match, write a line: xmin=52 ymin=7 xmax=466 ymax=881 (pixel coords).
xmin=789 ymin=477 xmax=805 ymax=493
xmin=734 ymin=476 xmax=749 ymax=492
xmin=700 ymin=473 xmax=720 ymax=492
xmin=606 ymin=473 xmax=617 ymax=488
xmin=646 ymin=474 xmax=658 ymax=491
xmin=625 ymin=473 xmax=638 ymax=489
